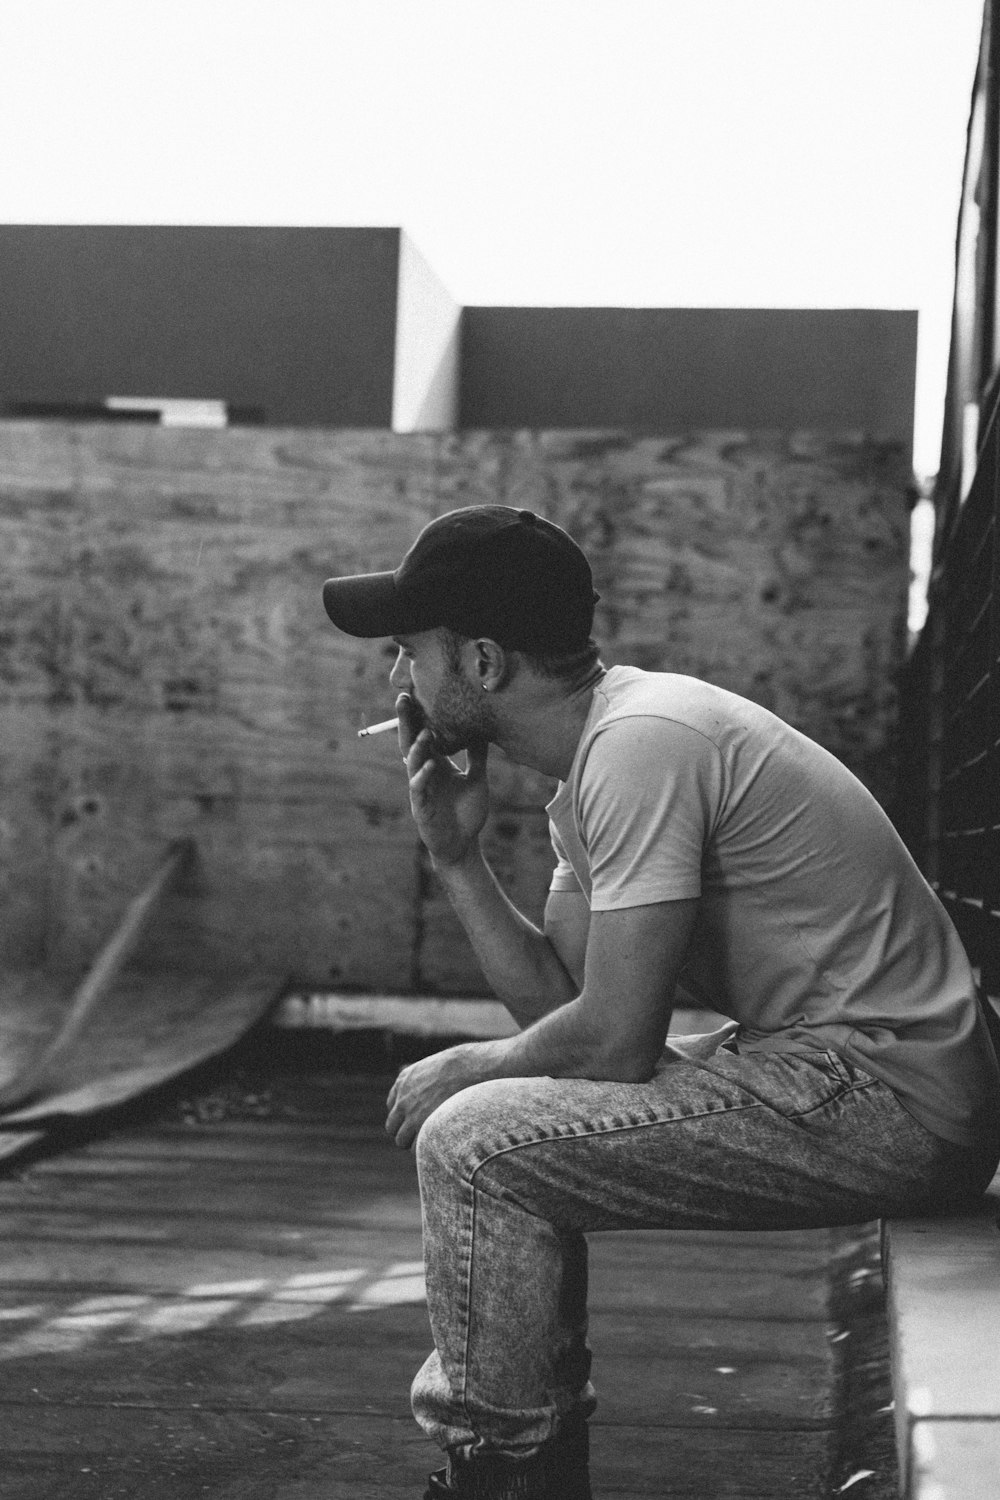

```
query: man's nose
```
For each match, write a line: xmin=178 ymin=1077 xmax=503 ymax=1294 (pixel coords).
xmin=389 ymin=649 xmax=410 ymax=690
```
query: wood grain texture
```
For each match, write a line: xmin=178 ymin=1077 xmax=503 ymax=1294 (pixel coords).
xmin=0 ymin=421 xmax=911 ymax=999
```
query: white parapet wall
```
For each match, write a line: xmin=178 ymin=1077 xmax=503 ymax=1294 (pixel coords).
xmin=275 ymin=992 xmax=726 ymax=1041
xmin=391 ymin=232 xmax=461 ymax=432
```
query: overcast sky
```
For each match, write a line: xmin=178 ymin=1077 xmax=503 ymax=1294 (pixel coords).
xmin=0 ymin=0 xmax=984 ymax=480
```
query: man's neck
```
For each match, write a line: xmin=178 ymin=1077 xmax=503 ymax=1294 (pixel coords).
xmin=492 ymin=663 xmax=607 ymax=780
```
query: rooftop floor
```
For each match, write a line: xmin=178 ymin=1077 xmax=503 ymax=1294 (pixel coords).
xmin=0 ymin=1041 xmax=894 ymax=1498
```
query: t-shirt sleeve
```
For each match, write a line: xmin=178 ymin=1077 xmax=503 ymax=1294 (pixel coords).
xmin=548 ymin=819 xmax=584 ymax=893
xmin=576 ymin=715 xmax=724 ymax=910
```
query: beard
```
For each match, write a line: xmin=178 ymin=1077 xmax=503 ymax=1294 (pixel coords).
xmin=422 ymin=664 xmax=495 ymax=756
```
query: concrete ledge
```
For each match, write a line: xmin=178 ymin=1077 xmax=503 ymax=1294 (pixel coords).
xmin=275 ymin=992 xmax=519 ymax=1039
xmin=883 ymin=1170 xmax=1000 ymax=1498
xmin=274 ymin=992 xmax=725 ymax=1040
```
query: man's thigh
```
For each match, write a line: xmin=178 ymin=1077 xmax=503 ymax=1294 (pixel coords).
xmin=417 ymin=1049 xmax=969 ymax=1233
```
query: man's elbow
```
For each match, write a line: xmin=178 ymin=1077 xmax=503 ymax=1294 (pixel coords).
xmin=584 ymin=1038 xmax=662 ymax=1084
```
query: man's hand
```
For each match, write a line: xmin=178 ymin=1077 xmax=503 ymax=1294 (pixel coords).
xmin=385 ymin=1042 xmax=487 ymax=1150
xmin=397 ymin=692 xmax=490 ymax=867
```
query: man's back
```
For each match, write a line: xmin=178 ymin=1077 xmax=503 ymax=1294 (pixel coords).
xmin=546 ymin=666 xmax=1000 ymax=1151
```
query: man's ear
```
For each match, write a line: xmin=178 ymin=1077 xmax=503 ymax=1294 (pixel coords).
xmin=474 ymin=637 xmax=509 ymax=693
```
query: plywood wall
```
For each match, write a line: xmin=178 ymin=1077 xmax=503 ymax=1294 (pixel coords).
xmin=0 ymin=423 xmax=911 ymax=996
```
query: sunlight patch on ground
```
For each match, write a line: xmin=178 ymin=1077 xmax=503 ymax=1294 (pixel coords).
xmin=0 ymin=1261 xmax=427 ymax=1358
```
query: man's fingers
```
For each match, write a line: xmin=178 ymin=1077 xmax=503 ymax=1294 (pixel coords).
xmin=396 ymin=692 xmax=421 ymax=755
xmin=403 ymin=730 xmax=435 ymax=779
xmin=385 ymin=1103 xmax=415 ymax=1150
xmin=408 ymin=757 xmax=436 ymax=796
xmin=386 ymin=1068 xmax=410 ymax=1145
xmin=385 ymin=1095 xmax=403 ymax=1138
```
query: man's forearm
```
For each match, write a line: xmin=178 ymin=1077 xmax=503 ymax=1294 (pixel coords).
xmin=463 ymin=994 xmax=650 ymax=1086
xmin=385 ymin=899 xmax=694 ymax=1148
xmin=385 ymin=994 xmax=625 ymax=1151
xmin=433 ymin=845 xmax=578 ymax=1028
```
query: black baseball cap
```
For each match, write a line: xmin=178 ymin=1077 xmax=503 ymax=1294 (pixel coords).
xmin=322 ymin=505 xmax=598 ymax=653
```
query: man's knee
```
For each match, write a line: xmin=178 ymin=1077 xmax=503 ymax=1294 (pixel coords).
xmin=415 ymin=1076 xmax=514 ymax=1183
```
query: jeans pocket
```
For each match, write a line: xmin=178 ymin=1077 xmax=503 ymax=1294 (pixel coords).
xmin=727 ymin=1050 xmax=865 ymax=1119
xmin=815 ymin=1048 xmax=879 ymax=1090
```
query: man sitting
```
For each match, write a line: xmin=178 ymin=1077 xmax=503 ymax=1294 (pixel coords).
xmin=323 ymin=505 xmax=1000 ymax=1500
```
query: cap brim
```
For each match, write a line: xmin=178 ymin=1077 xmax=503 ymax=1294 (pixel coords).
xmin=322 ymin=571 xmax=417 ymax=638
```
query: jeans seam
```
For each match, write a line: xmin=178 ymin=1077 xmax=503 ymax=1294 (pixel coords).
xmin=459 ymin=1175 xmax=476 ymax=1428
xmin=457 ymin=1105 xmax=766 ymax=1410
xmin=466 ymin=1098 xmax=766 ymax=1184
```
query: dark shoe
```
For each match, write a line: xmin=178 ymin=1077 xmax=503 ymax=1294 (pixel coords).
xmin=422 ymin=1425 xmax=592 ymax=1500
xmin=551 ymin=1417 xmax=592 ymax=1500
xmin=422 ymin=1452 xmax=548 ymax=1498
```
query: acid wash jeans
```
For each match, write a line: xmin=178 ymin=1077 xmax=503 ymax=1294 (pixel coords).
xmin=411 ymin=1040 xmax=998 ymax=1463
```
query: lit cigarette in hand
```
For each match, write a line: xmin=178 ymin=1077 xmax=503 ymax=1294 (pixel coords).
xmin=357 ymin=716 xmax=400 ymax=739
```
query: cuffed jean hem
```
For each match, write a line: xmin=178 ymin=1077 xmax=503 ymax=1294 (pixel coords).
xmin=411 ymin=1047 xmax=998 ymax=1460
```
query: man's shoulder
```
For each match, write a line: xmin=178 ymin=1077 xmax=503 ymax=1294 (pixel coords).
xmin=592 ymin=666 xmax=755 ymax=741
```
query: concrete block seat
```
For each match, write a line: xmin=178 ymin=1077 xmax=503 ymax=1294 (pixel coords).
xmin=882 ymin=1169 xmax=1000 ymax=1499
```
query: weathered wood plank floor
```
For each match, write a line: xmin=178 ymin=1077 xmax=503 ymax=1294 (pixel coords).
xmin=0 ymin=1066 xmax=877 ymax=1498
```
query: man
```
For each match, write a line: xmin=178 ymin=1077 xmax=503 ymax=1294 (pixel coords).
xmin=323 ymin=504 xmax=1000 ymax=1500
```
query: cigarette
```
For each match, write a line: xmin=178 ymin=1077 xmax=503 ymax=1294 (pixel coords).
xmin=357 ymin=716 xmax=400 ymax=739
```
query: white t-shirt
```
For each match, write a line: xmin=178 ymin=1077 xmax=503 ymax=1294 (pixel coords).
xmin=546 ymin=666 xmax=1000 ymax=1151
